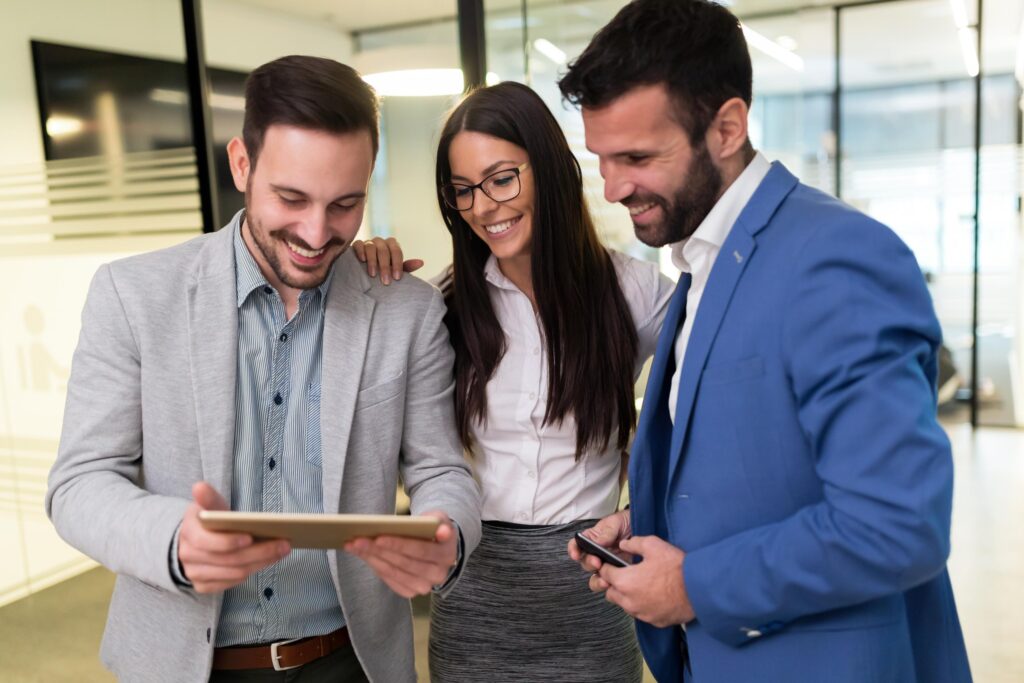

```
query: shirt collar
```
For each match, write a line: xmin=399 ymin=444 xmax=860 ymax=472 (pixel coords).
xmin=671 ymin=151 xmax=771 ymax=273
xmin=233 ymin=210 xmax=334 ymax=308
xmin=482 ymin=253 xmax=521 ymax=293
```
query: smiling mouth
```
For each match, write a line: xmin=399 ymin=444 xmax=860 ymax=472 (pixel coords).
xmin=286 ymin=241 xmax=326 ymax=259
xmin=484 ymin=216 xmax=521 ymax=235
xmin=627 ymin=202 xmax=657 ymax=216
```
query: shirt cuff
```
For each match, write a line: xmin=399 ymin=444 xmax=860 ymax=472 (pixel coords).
xmin=433 ymin=520 xmax=464 ymax=592
xmin=169 ymin=522 xmax=193 ymax=588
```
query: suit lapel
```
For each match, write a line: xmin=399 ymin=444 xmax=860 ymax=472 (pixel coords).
xmin=319 ymin=253 xmax=375 ymax=514
xmin=666 ymin=163 xmax=799 ymax=484
xmin=186 ymin=225 xmax=238 ymax=501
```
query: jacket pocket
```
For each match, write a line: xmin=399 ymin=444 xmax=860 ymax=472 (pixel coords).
xmin=355 ymin=372 xmax=405 ymax=412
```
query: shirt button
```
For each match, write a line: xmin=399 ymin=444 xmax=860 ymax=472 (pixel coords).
xmin=273 ymin=393 xmax=283 ymax=405
xmin=263 ymin=587 xmax=273 ymax=600
xmin=279 ymin=333 xmax=288 ymax=342
xmin=527 ymin=470 xmax=536 ymax=479
xmin=263 ymin=286 xmax=273 ymax=295
xmin=533 ymin=347 xmax=540 ymax=355
xmin=268 ymin=458 xmax=276 ymax=470
xmin=528 ymin=392 xmax=536 ymax=400
xmin=516 ymin=512 xmax=528 ymax=521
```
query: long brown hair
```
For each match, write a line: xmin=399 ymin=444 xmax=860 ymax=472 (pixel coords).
xmin=436 ymin=82 xmax=638 ymax=460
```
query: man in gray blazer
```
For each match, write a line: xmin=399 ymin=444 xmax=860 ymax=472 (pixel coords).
xmin=46 ymin=55 xmax=481 ymax=682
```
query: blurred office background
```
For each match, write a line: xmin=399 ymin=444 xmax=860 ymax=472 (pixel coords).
xmin=0 ymin=0 xmax=1021 ymax=680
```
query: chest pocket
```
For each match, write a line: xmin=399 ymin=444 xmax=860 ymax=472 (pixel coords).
xmin=305 ymin=379 xmax=322 ymax=467
xmin=355 ymin=372 xmax=405 ymax=412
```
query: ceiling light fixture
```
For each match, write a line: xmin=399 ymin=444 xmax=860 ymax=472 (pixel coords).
xmin=741 ymin=24 xmax=804 ymax=72
xmin=949 ymin=0 xmax=979 ymax=78
xmin=533 ymin=38 xmax=567 ymax=65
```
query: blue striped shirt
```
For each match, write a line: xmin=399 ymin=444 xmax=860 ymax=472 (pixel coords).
xmin=216 ymin=218 xmax=345 ymax=646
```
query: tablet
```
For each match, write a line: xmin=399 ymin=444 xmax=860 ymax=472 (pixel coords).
xmin=198 ymin=511 xmax=440 ymax=549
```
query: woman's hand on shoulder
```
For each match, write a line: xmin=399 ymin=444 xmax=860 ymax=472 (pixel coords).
xmin=352 ymin=236 xmax=425 ymax=285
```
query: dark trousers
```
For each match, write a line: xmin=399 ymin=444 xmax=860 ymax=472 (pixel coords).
xmin=208 ymin=643 xmax=368 ymax=683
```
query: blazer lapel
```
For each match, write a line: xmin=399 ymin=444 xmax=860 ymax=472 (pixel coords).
xmin=186 ymin=225 xmax=238 ymax=501
xmin=319 ymin=252 xmax=375 ymax=514
xmin=666 ymin=163 xmax=799 ymax=484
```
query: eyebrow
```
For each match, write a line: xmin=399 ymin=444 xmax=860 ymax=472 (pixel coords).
xmin=450 ymin=159 xmax=519 ymax=183
xmin=271 ymin=184 xmax=366 ymax=203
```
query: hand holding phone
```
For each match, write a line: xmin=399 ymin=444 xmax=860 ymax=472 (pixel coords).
xmin=574 ymin=532 xmax=629 ymax=568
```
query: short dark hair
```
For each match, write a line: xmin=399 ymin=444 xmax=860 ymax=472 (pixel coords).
xmin=242 ymin=55 xmax=379 ymax=166
xmin=436 ymin=82 xmax=639 ymax=459
xmin=558 ymin=0 xmax=752 ymax=142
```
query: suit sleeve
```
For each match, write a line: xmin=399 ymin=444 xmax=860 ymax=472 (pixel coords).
xmin=398 ymin=288 xmax=481 ymax=590
xmin=683 ymin=218 xmax=953 ymax=645
xmin=45 ymin=264 xmax=190 ymax=591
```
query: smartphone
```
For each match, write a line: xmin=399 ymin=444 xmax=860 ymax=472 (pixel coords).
xmin=574 ymin=532 xmax=629 ymax=568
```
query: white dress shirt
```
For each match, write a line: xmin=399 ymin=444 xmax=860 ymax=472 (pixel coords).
xmin=471 ymin=250 xmax=675 ymax=524
xmin=668 ymin=152 xmax=771 ymax=423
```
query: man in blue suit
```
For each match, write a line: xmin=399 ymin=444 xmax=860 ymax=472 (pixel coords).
xmin=561 ymin=1 xmax=972 ymax=681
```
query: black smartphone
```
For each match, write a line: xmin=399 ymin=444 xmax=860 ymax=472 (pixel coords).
xmin=574 ymin=532 xmax=629 ymax=568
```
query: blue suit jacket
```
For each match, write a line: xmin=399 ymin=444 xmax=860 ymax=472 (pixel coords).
xmin=629 ymin=163 xmax=972 ymax=682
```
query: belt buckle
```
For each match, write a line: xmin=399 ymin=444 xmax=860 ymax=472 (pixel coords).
xmin=270 ymin=637 xmax=303 ymax=672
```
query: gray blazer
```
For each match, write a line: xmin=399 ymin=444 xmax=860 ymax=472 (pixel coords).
xmin=46 ymin=222 xmax=481 ymax=682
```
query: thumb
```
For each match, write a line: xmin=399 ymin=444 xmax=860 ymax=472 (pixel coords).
xmin=422 ymin=510 xmax=454 ymax=542
xmin=617 ymin=535 xmax=651 ymax=555
xmin=402 ymin=259 xmax=425 ymax=273
xmin=192 ymin=481 xmax=228 ymax=511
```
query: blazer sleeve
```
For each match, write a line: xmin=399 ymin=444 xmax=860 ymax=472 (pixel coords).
xmin=397 ymin=288 xmax=482 ymax=590
xmin=683 ymin=217 xmax=953 ymax=646
xmin=45 ymin=264 xmax=190 ymax=591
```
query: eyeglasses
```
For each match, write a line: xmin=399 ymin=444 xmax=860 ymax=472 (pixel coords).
xmin=441 ymin=162 xmax=530 ymax=212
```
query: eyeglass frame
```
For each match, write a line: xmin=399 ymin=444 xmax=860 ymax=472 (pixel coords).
xmin=441 ymin=162 xmax=530 ymax=212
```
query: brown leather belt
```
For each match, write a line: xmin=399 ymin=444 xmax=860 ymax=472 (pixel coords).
xmin=212 ymin=626 xmax=350 ymax=672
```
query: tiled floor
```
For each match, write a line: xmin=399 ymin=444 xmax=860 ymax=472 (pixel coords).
xmin=1 ymin=424 xmax=1019 ymax=682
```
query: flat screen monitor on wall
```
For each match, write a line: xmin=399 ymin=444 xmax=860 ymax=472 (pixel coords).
xmin=31 ymin=40 xmax=247 ymax=227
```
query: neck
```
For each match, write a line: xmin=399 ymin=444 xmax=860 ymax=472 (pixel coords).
xmin=496 ymin=253 xmax=535 ymax=306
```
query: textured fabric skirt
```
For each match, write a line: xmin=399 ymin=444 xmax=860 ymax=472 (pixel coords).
xmin=429 ymin=520 xmax=643 ymax=682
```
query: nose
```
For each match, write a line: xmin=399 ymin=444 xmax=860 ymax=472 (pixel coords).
xmin=471 ymin=187 xmax=500 ymax=218
xmin=602 ymin=164 xmax=633 ymax=205
xmin=296 ymin=208 xmax=331 ymax=249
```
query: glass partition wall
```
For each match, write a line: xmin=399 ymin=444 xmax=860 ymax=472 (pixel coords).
xmin=484 ymin=0 xmax=1022 ymax=429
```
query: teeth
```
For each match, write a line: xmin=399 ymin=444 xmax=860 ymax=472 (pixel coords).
xmin=628 ymin=203 xmax=656 ymax=216
xmin=485 ymin=217 xmax=519 ymax=234
xmin=288 ymin=242 xmax=325 ymax=258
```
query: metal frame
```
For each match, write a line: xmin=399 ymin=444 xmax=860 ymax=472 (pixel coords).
xmin=181 ymin=0 xmax=220 ymax=233
xmin=458 ymin=0 xmax=487 ymax=90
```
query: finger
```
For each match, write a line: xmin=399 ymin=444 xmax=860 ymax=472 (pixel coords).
xmin=618 ymin=535 xmax=651 ymax=555
xmin=184 ymin=553 xmax=280 ymax=586
xmin=567 ymin=538 xmax=581 ymax=562
xmin=362 ymin=241 xmax=378 ymax=277
xmin=589 ymin=572 xmax=610 ymax=593
xmin=373 ymin=238 xmax=393 ymax=284
xmin=192 ymin=481 xmax=228 ymax=511
xmin=183 ymin=538 xmax=289 ymax=567
xmin=359 ymin=541 xmax=451 ymax=585
xmin=352 ymin=240 xmax=367 ymax=262
xmin=357 ymin=551 xmax=434 ymax=598
xmin=385 ymin=238 xmax=403 ymax=280
xmin=402 ymin=259 xmax=424 ymax=273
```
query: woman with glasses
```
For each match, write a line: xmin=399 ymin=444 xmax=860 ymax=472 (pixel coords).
xmin=357 ymin=81 xmax=673 ymax=681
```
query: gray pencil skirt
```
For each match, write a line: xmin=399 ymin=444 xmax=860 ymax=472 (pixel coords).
xmin=428 ymin=520 xmax=643 ymax=682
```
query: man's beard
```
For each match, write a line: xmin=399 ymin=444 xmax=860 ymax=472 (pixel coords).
xmin=633 ymin=144 xmax=723 ymax=248
xmin=244 ymin=191 xmax=345 ymax=291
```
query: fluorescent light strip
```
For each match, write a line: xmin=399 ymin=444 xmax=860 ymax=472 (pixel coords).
xmin=948 ymin=0 xmax=968 ymax=30
xmin=1015 ymin=15 xmax=1024 ymax=87
xmin=363 ymin=69 xmax=464 ymax=97
xmin=533 ymin=38 xmax=567 ymax=65
xmin=741 ymin=24 xmax=804 ymax=72
xmin=958 ymin=26 xmax=980 ymax=78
